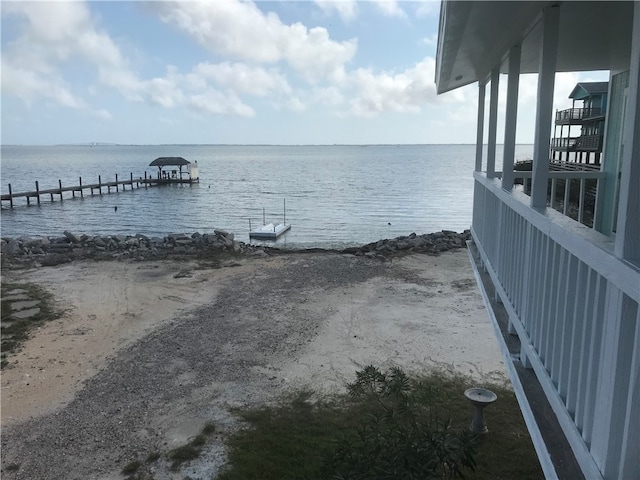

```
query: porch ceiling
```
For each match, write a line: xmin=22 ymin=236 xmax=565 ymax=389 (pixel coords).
xmin=435 ymin=1 xmax=634 ymax=94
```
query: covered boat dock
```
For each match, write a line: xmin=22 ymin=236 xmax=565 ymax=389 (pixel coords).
xmin=149 ymin=157 xmax=199 ymax=184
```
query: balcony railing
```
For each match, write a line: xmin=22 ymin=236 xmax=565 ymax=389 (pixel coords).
xmin=472 ymin=172 xmax=640 ymax=480
xmin=555 ymin=107 xmax=603 ymax=123
xmin=515 ymin=170 xmax=605 ymax=227
xmin=576 ymin=134 xmax=603 ymax=150
xmin=550 ymin=135 xmax=603 ymax=152
xmin=551 ymin=137 xmax=579 ymax=149
xmin=509 ymin=169 xmax=603 ymax=227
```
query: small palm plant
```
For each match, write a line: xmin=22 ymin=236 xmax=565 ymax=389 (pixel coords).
xmin=324 ymin=365 xmax=477 ymax=480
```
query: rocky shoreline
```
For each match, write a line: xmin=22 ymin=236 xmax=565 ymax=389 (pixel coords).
xmin=1 ymin=229 xmax=471 ymax=267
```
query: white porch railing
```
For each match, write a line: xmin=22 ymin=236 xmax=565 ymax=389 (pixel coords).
xmin=505 ymin=169 xmax=605 ymax=227
xmin=472 ymin=172 xmax=640 ymax=480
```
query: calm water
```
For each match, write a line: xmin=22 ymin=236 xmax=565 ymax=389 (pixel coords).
xmin=0 ymin=144 xmax=533 ymax=248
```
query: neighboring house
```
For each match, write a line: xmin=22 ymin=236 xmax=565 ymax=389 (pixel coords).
xmin=551 ymin=81 xmax=608 ymax=166
xmin=435 ymin=2 xmax=639 ymax=480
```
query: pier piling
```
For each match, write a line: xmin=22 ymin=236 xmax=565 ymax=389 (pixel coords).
xmin=2 ymin=170 xmax=195 ymax=208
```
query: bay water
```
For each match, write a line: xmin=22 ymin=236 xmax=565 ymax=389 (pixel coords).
xmin=0 ymin=144 xmax=533 ymax=249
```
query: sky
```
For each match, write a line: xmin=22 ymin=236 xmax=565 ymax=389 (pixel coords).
xmin=1 ymin=0 xmax=609 ymax=146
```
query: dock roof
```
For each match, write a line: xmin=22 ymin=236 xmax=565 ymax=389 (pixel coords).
xmin=149 ymin=157 xmax=191 ymax=167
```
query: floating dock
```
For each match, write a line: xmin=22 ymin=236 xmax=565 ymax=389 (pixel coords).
xmin=249 ymin=201 xmax=291 ymax=240
xmin=249 ymin=222 xmax=291 ymax=240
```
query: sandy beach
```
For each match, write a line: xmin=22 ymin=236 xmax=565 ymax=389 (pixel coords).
xmin=1 ymin=248 xmax=508 ymax=479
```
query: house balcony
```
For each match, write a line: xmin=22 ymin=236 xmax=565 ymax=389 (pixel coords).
xmin=555 ymin=107 xmax=605 ymax=125
xmin=550 ymin=135 xmax=603 ymax=152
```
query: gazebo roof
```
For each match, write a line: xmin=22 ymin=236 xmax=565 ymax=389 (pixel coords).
xmin=149 ymin=157 xmax=191 ymax=167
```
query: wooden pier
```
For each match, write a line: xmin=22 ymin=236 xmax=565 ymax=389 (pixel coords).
xmin=1 ymin=172 xmax=197 ymax=208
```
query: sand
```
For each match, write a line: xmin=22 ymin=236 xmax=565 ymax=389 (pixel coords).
xmin=1 ymin=249 xmax=509 ymax=479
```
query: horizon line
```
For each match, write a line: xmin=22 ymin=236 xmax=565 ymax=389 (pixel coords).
xmin=1 ymin=142 xmax=535 ymax=147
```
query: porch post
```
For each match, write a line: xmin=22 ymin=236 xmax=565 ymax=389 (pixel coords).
xmin=502 ymin=44 xmax=522 ymax=191
xmin=591 ymin=11 xmax=640 ymax=477
xmin=531 ymin=5 xmax=560 ymax=210
xmin=487 ymin=67 xmax=500 ymax=178
xmin=475 ymin=82 xmax=486 ymax=172
xmin=614 ymin=2 xmax=640 ymax=265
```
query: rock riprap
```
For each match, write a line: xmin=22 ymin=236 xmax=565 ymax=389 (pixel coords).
xmin=1 ymin=229 xmax=471 ymax=266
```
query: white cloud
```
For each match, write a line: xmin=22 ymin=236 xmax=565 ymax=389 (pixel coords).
xmin=415 ymin=1 xmax=441 ymax=18
xmin=1 ymin=1 xmax=140 ymax=110
xmin=420 ymin=34 xmax=438 ymax=48
xmin=1 ymin=60 xmax=86 ymax=109
xmin=148 ymin=77 xmax=186 ymax=109
xmin=155 ymin=1 xmax=357 ymax=83
xmin=553 ymin=72 xmax=581 ymax=110
xmin=348 ymin=58 xmax=439 ymax=117
xmin=313 ymin=86 xmax=345 ymax=108
xmin=372 ymin=0 xmax=407 ymax=19
xmin=0 ymin=0 xmax=476 ymax=131
xmin=189 ymin=90 xmax=255 ymax=117
xmin=193 ymin=62 xmax=291 ymax=97
xmin=92 ymin=109 xmax=113 ymax=121
xmin=314 ymin=0 xmax=358 ymax=21
xmin=1 ymin=1 xmax=279 ymax=120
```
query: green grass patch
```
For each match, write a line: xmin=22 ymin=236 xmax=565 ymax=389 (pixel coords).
xmin=201 ymin=421 xmax=217 ymax=435
xmin=121 ymin=460 xmax=142 ymax=475
xmin=145 ymin=452 xmax=161 ymax=463
xmin=218 ymin=367 xmax=543 ymax=480
xmin=167 ymin=444 xmax=201 ymax=471
xmin=1 ymin=282 xmax=60 ymax=369
xmin=122 ymin=420 xmax=218 ymax=477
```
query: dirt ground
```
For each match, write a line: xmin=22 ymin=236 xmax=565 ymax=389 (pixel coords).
xmin=1 ymin=249 xmax=508 ymax=480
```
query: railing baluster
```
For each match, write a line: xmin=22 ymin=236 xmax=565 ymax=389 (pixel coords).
xmin=578 ymin=178 xmax=586 ymax=224
xmin=566 ymin=260 xmax=587 ymax=416
xmin=563 ymin=177 xmax=571 ymax=215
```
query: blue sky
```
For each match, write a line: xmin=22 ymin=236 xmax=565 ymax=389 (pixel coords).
xmin=1 ymin=0 xmax=608 ymax=145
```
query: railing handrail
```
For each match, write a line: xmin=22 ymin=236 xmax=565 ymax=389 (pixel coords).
xmin=555 ymin=107 xmax=603 ymax=121
xmin=474 ymin=171 xmax=639 ymax=301
xmin=498 ymin=170 xmax=605 ymax=179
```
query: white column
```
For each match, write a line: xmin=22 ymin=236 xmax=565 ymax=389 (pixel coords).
xmin=531 ymin=5 xmax=560 ymax=210
xmin=502 ymin=44 xmax=522 ymax=191
xmin=615 ymin=2 xmax=640 ymax=264
xmin=475 ymin=82 xmax=486 ymax=172
xmin=591 ymin=288 xmax=638 ymax=478
xmin=487 ymin=67 xmax=500 ymax=178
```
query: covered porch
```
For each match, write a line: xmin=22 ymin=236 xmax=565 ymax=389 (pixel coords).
xmin=436 ymin=2 xmax=640 ymax=479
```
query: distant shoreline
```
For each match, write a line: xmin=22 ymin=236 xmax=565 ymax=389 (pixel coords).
xmin=1 ymin=143 xmax=533 ymax=148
